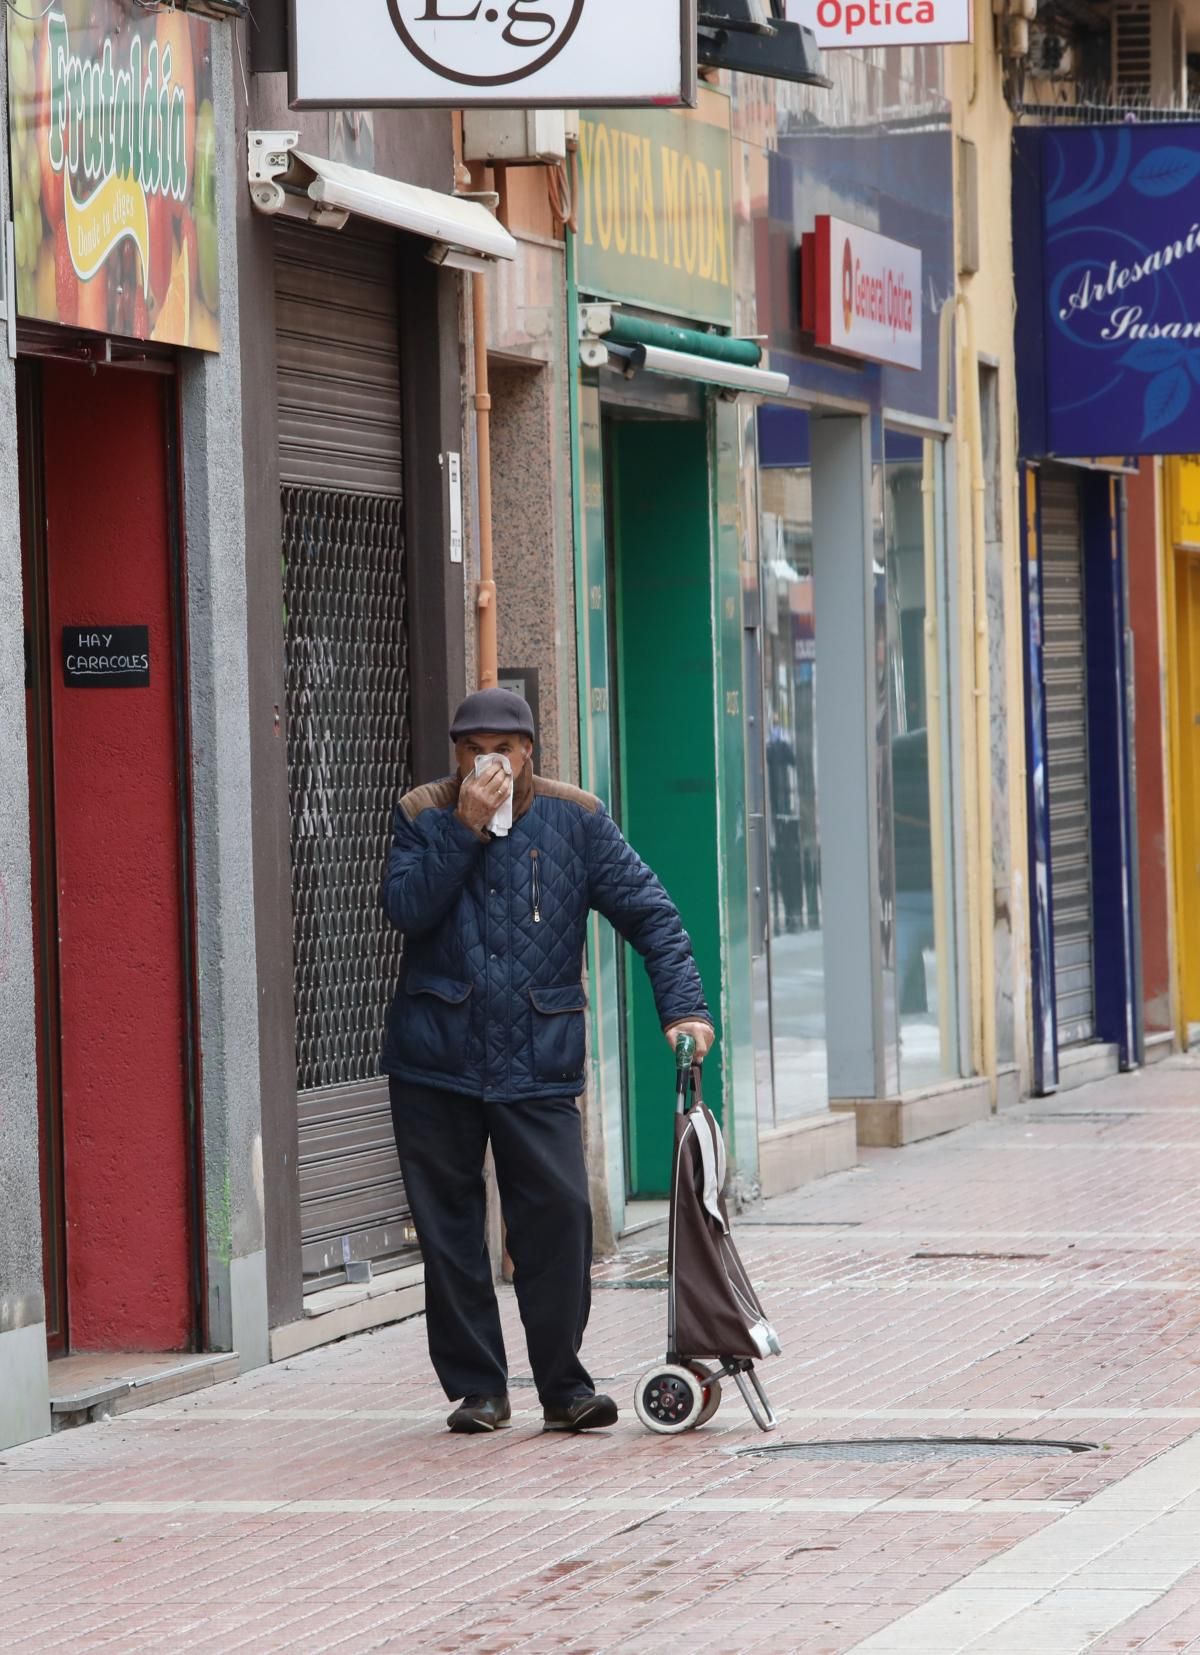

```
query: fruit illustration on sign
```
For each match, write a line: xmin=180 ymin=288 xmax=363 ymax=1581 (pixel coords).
xmin=194 ymin=100 xmax=219 ymax=313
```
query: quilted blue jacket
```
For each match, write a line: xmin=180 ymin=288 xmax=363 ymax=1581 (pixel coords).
xmin=380 ymin=770 xmax=712 ymax=1101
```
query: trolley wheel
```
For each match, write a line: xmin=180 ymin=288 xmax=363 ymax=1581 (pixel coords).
xmin=633 ymin=1365 xmax=706 ymax=1435
xmin=685 ymin=1362 xmax=723 ymax=1426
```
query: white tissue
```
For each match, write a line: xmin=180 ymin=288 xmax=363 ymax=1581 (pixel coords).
xmin=475 ymin=753 xmax=514 ymax=837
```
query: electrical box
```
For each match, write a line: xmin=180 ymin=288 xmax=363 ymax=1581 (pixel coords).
xmin=462 ymin=110 xmax=569 ymax=167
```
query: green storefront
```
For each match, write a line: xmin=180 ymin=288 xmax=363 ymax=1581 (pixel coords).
xmin=569 ymin=89 xmax=772 ymax=1235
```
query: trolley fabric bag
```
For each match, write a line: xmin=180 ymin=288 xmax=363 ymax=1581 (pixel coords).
xmin=634 ymin=1042 xmax=781 ymax=1435
xmin=671 ymin=1091 xmax=781 ymax=1363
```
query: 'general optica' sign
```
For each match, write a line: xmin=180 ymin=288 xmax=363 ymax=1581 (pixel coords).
xmin=1014 ymin=124 xmax=1200 ymax=457
xmin=290 ymin=0 xmax=698 ymax=109
xmin=785 ymin=0 xmax=970 ymax=46
xmin=803 ymin=215 xmax=922 ymax=371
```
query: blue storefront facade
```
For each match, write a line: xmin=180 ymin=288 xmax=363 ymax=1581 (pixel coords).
xmin=732 ymin=56 xmax=991 ymax=1150
xmin=1012 ymin=122 xmax=1200 ymax=1089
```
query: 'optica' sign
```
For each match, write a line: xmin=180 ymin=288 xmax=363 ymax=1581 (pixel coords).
xmin=786 ymin=0 xmax=970 ymax=46
xmin=803 ymin=216 xmax=922 ymax=371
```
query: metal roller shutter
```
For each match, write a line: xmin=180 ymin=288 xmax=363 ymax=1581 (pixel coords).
xmin=1040 ymin=474 xmax=1096 ymax=1048
xmin=275 ymin=220 xmax=416 ymax=1287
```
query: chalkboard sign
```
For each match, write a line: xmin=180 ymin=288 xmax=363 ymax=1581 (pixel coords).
xmin=62 ymin=626 xmax=151 ymax=689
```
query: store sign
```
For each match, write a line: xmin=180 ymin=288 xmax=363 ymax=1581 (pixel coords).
xmin=290 ymin=0 xmax=697 ymax=109
xmin=804 ymin=215 xmax=921 ymax=370
xmin=785 ymin=0 xmax=970 ymax=46
xmin=1015 ymin=125 xmax=1200 ymax=457
xmin=6 ymin=2 xmax=220 ymax=351
xmin=577 ymin=90 xmax=734 ymax=328
xmin=62 ymin=626 xmax=150 ymax=689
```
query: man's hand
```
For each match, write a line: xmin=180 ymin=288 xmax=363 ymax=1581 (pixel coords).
xmin=664 ymin=1020 xmax=715 ymax=1061
xmin=456 ymin=762 xmax=512 ymax=834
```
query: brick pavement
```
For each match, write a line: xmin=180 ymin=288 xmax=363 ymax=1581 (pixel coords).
xmin=1 ymin=1056 xmax=1199 ymax=1653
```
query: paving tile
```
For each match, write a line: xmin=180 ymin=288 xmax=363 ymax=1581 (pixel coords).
xmin=3 ymin=1058 xmax=1200 ymax=1653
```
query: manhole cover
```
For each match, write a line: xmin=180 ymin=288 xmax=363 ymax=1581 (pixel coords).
xmin=736 ymin=1437 xmax=1096 ymax=1462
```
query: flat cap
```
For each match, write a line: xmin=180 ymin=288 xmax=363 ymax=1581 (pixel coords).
xmin=450 ymin=687 xmax=535 ymax=741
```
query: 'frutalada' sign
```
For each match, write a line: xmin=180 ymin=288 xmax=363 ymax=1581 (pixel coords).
xmin=1015 ymin=124 xmax=1200 ymax=457
xmin=290 ymin=0 xmax=697 ymax=109
xmin=786 ymin=0 xmax=970 ymax=47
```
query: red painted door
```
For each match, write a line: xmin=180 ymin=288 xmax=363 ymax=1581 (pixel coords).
xmin=23 ymin=360 xmax=196 ymax=1354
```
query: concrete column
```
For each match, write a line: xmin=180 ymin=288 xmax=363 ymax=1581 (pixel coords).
xmin=0 ymin=26 xmax=51 ymax=1450
xmin=178 ymin=25 xmax=268 ymax=1370
xmin=811 ymin=414 xmax=888 ymax=1103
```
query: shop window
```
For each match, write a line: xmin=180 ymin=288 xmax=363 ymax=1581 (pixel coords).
xmin=884 ymin=428 xmax=961 ymax=1089
xmin=759 ymin=437 xmax=828 ymax=1122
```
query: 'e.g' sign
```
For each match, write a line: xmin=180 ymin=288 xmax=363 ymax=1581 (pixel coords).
xmin=290 ymin=0 xmax=695 ymax=109
xmin=1015 ymin=124 xmax=1200 ymax=457
xmin=786 ymin=0 xmax=971 ymax=47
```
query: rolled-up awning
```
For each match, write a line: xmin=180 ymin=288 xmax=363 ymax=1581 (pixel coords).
xmin=248 ymin=132 xmax=518 ymax=266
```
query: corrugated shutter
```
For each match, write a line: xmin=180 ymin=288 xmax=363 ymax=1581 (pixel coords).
xmin=275 ymin=219 xmax=404 ymax=495
xmin=275 ymin=220 xmax=416 ymax=1288
xmin=1041 ymin=474 xmax=1095 ymax=1048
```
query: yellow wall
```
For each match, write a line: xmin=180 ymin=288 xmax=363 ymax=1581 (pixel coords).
xmin=1167 ymin=459 xmax=1200 ymax=1034
xmin=947 ymin=12 xmax=1032 ymax=1095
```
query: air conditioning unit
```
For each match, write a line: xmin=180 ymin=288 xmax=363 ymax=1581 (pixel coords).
xmin=462 ymin=110 xmax=568 ymax=167
xmin=1112 ymin=0 xmax=1186 ymax=107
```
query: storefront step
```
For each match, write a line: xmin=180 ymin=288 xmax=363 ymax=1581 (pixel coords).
xmin=1056 ymin=1042 xmax=1122 ymax=1094
xmin=48 ymin=1352 xmax=240 ymax=1432
xmin=1144 ymin=1031 xmax=1177 ymax=1067
xmin=758 ymin=1112 xmax=859 ymax=1200
xmin=830 ymin=1077 xmax=992 ymax=1150
xmin=269 ymin=1266 xmax=426 ymax=1363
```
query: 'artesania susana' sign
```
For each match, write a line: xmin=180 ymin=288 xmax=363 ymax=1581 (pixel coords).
xmin=290 ymin=0 xmax=697 ymax=108
xmin=6 ymin=1 xmax=220 ymax=352
xmin=1014 ymin=124 xmax=1200 ymax=457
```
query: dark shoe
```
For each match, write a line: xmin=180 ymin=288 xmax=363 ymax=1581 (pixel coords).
xmin=447 ymin=1394 xmax=512 ymax=1434
xmin=543 ymin=1394 xmax=619 ymax=1432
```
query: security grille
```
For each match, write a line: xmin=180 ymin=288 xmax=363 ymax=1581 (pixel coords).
xmin=284 ymin=486 xmax=411 ymax=1091
xmin=1041 ymin=476 xmax=1095 ymax=1048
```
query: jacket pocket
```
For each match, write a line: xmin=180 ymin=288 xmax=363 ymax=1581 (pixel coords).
xmin=529 ymin=984 xmax=588 ymax=1086
xmin=402 ymin=972 xmax=473 ymax=1076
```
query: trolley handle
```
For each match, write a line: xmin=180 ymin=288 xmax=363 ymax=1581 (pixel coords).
xmin=674 ymin=1034 xmax=704 ymax=1115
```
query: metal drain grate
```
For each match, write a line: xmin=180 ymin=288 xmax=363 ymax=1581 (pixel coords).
xmin=737 ymin=1437 xmax=1096 ymax=1463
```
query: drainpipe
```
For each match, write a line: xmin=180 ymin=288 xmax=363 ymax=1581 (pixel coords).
xmin=940 ymin=291 xmax=997 ymax=1103
xmin=472 ymin=268 xmax=498 ymax=690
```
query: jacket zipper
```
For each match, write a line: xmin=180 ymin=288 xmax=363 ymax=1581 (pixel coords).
xmin=530 ymin=848 xmax=542 ymax=924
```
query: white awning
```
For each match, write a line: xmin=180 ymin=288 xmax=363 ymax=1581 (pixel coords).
xmin=590 ymin=339 xmax=790 ymax=398
xmin=249 ymin=132 xmax=518 ymax=266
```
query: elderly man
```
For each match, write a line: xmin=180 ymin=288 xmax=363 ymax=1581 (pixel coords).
xmin=381 ymin=688 xmax=714 ymax=1435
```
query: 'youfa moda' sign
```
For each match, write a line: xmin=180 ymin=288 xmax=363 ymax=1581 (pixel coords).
xmin=1015 ymin=124 xmax=1200 ymax=456
xmin=577 ymin=90 xmax=734 ymax=328
xmin=290 ymin=0 xmax=697 ymax=109
xmin=802 ymin=215 xmax=922 ymax=370
xmin=6 ymin=0 xmax=220 ymax=351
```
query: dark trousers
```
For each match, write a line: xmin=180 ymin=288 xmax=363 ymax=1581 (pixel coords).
xmin=389 ymin=1079 xmax=595 ymax=1405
